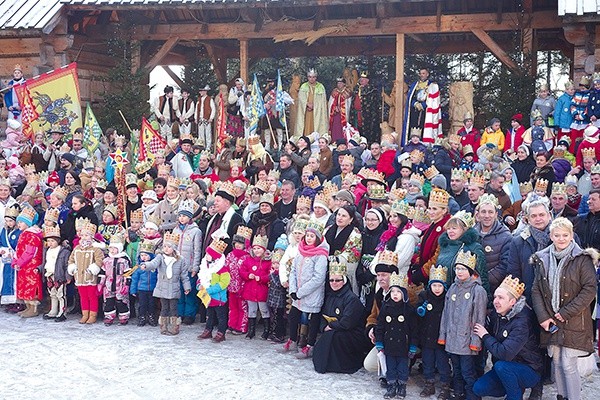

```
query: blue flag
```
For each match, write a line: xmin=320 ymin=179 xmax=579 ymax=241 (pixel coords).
xmin=275 ymin=70 xmax=287 ymax=129
xmin=248 ymin=74 xmax=265 ymax=136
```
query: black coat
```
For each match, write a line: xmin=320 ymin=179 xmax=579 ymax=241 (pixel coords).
xmin=512 ymin=157 xmax=536 ymax=184
xmin=575 ymin=211 xmax=600 ymax=251
xmin=483 ymin=297 xmax=543 ymax=375
xmin=476 ymin=220 xmax=512 ymax=293
xmin=416 ymin=287 xmax=446 ymax=349
xmin=60 ymin=203 xmax=99 ymax=243
xmin=374 ymin=298 xmax=417 ymax=357
xmin=247 ymin=210 xmax=285 ymax=251
xmin=313 ymin=284 xmax=370 ymax=374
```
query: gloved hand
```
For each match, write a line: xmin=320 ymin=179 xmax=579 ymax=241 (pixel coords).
xmin=408 ymin=345 xmax=418 ymax=359
xmin=290 ymin=292 xmax=298 ymax=301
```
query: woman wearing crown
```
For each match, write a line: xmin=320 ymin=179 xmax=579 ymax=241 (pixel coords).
xmin=0 ymin=204 xmax=21 ymax=311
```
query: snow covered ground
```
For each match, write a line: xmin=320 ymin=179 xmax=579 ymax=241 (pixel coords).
xmin=1 ymin=312 xmax=599 ymax=400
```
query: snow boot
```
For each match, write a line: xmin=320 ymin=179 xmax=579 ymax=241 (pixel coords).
xmin=198 ymin=329 xmax=213 ymax=339
xmin=137 ymin=316 xmax=147 ymax=327
xmin=86 ymin=311 xmax=97 ymax=324
xmin=212 ymin=331 xmax=226 ymax=343
xmin=437 ymin=383 xmax=450 ymax=400
xmin=148 ymin=314 xmax=158 ymax=327
xmin=379 ymin=377 xmax=388 ymax=388
xmin=159 ymin=316 xmax=169 ymax=335
xmin=55 ymin=314 xmax=67 ymax=322
xmin=168 ymin=317 xmax=181 ymax=335
xmin=104 ymin=311 xmax=116 ymax=326
xmin=397 ymin=383 xmax=407 ymax=399
xmin=79 ymin=310 xmax=90 ymax=324
xmin=43 ymin=297 xmax=59 ymax=319
xmin=421 ymin=380 xmax=436 ymax=397
xmin=261 ymin=318 xmax=271 ymax=340
xmin=277 ymin=338 xmax=298 ymax=353
xmin=246 ymin=318 xmax=256 ymax=339
xmin=118 ymin=313 xmax=129 ymax=325
xmin=21 ymin=302 xmax=39 ymax=318
xmin=17 ymin=303 xmax=31 ymax=317
xmin=384 ymin=382 xmax=397 ymax=399
xmin=295 ymin=345 xmax=313 ymax=359
xmin=528 ymin=384 xmax=543 ymax=400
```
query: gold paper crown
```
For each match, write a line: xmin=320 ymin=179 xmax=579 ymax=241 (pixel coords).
xmin=236 ymin=226 xmax=253 ymax=241
xmin=306 ymin=219 xmax=325 ymax=234
xmin=591 ymin=163 xmax=600 ymax=175
xmin=389 ymin=272 xmax=408 ymax=288
xmin=342 ymin=172 xmax=357 ymax=186
xmin=248 ymin=135 xmax=261 ymax=146
xmin=18 ymin=207 xmax=37 ymax=222
xmin=302 ymin=165 xmax=313 ymax=175
xmin=229 ymin=158 xmax=243 ymax=168
xmin=341 ymin=154 xmax=355 ymax=165
xmin=329 ymin=259 xmax=347 ymax=276
xmin=565 ymin=175 xmax=578 ymax=187
xmin=0 ymin=177 xmax=11 ymax=188
xmin=469 ymin=172 xmax=487 ymax=188
xmin=178 ymin=199 xmax=200 ymax=216
xmin=424 ymin=165 xmax=440 ymax=180
xmin=368 ymin=184 xmax=388 ymax=201
xmin=95 ymin=179 xmax=108 ymax=190
xmin=43 ymin=225 xmax=61 ymax=239
xmin=179 ymin=177 xmax=192 ymax=188
xmin=252 ymin=234 xmax=268 ymax=249
xmin=236 ymin=137 xmax=246 ymax=147
xmin=448 ymin=133 xmax=461 ymax=144
xmin=389 ymin=188 xmax=407 ymax=202
xmin=581 ymin=148 xmax=596 ymax=159
xmin=462 ymin=144 xmax=474 ymax=155
xmin=209 ymin=238 xmax=228 ymax=254
xmin=158 ymin=164 xmax=172 ymax=175
xmin=451 ymin=168 xmax=467 ymax=181
xmin=410 ymin=149 xmax=425 ymax=162
xmin=109 ymin=233 xmax=125 ymax=247
xmin=390 ymin=199 xmax=411 ymax=217
xmin=80 ymin=222 xmax=97 ymax=237
xmin=52 ymin=186 xmax=69 ymax=200
xmin=252 ymin=180 xmax=268 ymax=193
xmin=268 ymin=170 xmax=280 ymax=180
xmin=4 ymin=204 xmax=20 ymax=219
xmin=130 ymin=209 xmax=144 ymax=223
xmin=297 ymin=195 xmax=312 ymax=211
xmin=163 ymin=232 xmax=181 ymax=246
xmin=534 ymin=178 xmax=548 ymax=193
xmin=477 ymin=193 xmax=500 ymax=209
xmin=429 ymin=265 xmax=448 ymax=283
xmin=378 ymin=250 xmax=399 ymax=266
xmin=75 ymin=217 xmax=91 ymax=231
xmin=23 ymin=164 xmax=36 ymax=174
xmin=38 ymin=171 xmax=49 ymax=184
xmin=519 ymin=181 xmax=533 ymax=195
xmin=139 ymin=240 xmax=155 ymax=254
xmin=531 ymin=109 xmax=543 ymax=120
xmin=499 ymin=274 xmax=525 ymax=299
xmin=357 ymin=167 xmax=370 ymax=179
xmin=83 ymin=158 xmax=95 ymax=170
xmin=146 ymin=213 xmax=162 ymax=228
xmin=551 ymin=182 xmax=567 ymax=196
xmin=411 ymin=207 xmax=431 ymax=224
xmin=216 ymin=180 xmax=237 ymax=198
xmin=259 ymin=192 xmax=274 ymax=206
xmin=125 ymin=173 xmax=138 ymax=187
xmin=167 ymin=176 xmax=181 ymax=188
xmin=452 ymin=210 xmax=475 ymax=228
xmin=44 ymin=207 xmax=60 ymax=224
xmin=114 ymin=134 xmax=126 ymax=147
xmin=103 ymin=204 xmax=119 ymax=218
xmin=14 ymin=64 xmax=22 ymax=72
xmin=410 ymin=173 xmax=425 ymax=186
xmin=322 ymin=181 xmax=338 ymax=201
xmin=306 ymin=177 xmax=321 ymax=189
xmin=455 ymin=249 xmax=477 ymax=270
xmin=293 ymin=217 xmax=309 ymax=232
xmin=313 ymin=192 xmax=329 ymax=209
xmin=72 ymin=131 xmax=83 ymax=141
xmin=429 ymin=188 xmax=450 ymax=208
xmin=401 ymin=158 xmax=412 ymax=170
xmin=271 ymin=250 xmax=283 ymax=263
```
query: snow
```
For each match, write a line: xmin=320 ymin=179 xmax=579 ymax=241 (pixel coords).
xmin=1 ymin=312 xmax=599 ymax=400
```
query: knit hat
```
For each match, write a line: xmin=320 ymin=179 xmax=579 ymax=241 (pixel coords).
xmin=274 ymin=234 xmax=288 ymax=252
xmin=47 ymin=171 xmax=60 ymax=185
xmin=430 ymin=174 xmax=447 ymax=190
xmin=366 ymin=208 xmax=385 ymax=224
xmin=333 ymin=189 xmax=354 ymax=205
xmin=16 ymin=206 xmax=37 ymax=227
xmin=61 ymin=153 xmax=76 ymax=165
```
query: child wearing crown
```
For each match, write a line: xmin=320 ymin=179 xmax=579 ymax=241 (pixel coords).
xmin=415 ymin=266 xmax=451 ymax=399
xmin=0 ymin=204 xmax=21 ymax=312
xmin=98 ymin=204 xmax=126 ymax=244
xmin=225 ymin=227 xmax=251 ymax=335
xmin=67 ymin=222 xmax=105 ymax=324
xmin=438 ymin=250 xmax=487 ymax=400
xmin=267 ymin=245 xmax=288 ymax=343
xmin=99 ymin=235 xmax=132 ymax=326
xmin=42 ymin=226 xmax=71 ymax=322
xmin=140 ymin=233 xmax=191 ymax=335
xmin=197 ymin=239 xmax=230 ymax=343
xmin=240 ymin=235 xmax=271 ymax=340
xmin=153 ymin=177 xmax=182 ymax=232
xmin=374 ymin=272 xmax=418 ymax=399
xmin=130 ymin=240 xmax=158 ymax=327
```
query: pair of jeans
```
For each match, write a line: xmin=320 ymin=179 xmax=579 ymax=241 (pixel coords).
xmin=206 ymin=305 xmax=229 ymax=334
xmin=385 ymin=355 xmax=409 ymax=383
xmin=160 ymin=298 xmax=178 ymax=317
xmin=137 ymin=290 xmax=155 ymax=318
xmin=422 ymin=346 xmax=451 ymax=384
xmin=450 ymin=353 xmax=480 ymax=400
xmin=473 ymin=361 xmax=540 ymax=400
xmin=288 ymin=306 xmax=320 ymax=346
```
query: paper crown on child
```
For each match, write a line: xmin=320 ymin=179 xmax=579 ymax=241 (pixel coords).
xmin=564 ymin=175 xmax=578 ymax=187
xmin=534 ymin=178 xmax=548 ymax=193
xmin=271 ymin=250 xmax=284 ymax=263
xmin=551 ymin=182 xmax=567 ymax=196
xmin=145 ymin=214 xmax=162 ymax=231
xmin=409 ymin=149 xmax=425 ymax=162
xmin=591 ymin=163 xmax=600 ymax=175
xmin=423 ymin=165 xmax=440 ymax=180
xmin=429 ymin=265 xmax=448 ymax=286
xmin=75 ymin=217 xmax=91 ymax=231
xmin=388 ymin=188 xmax=407 ymax=202
xmin=469 ymin=172 xmax=487 ymax=189
xmin=462 ymin=144 xmax=474 ymax=155
xmin=451 ymin=210 xmax=475 ymax=229
xmin=292 ymin=216 xmax=310 ymax=233
xmin=451 ymin=168 xmax=467 ymax=181
xmin=125 ymin=173 xmax=138 ymax=188
xmin=296 ymin=195 xmax=312 ymax=211
xmin=429 ymin=188 xmax=450 ymax=209
xmin=103 ymin=204 xmax=119 ymax=220
xmin=109 ymin=234 xmax=125 ymax=251
xmin=409 ymin=173 xmax=425 ymax=186
xmin=130 ymin=209 xmax=144 ymax=223
xmin=306 ymin=219 xmax=325 ymax=237
xmin=389 ymin=272 xmax=408 ymax=289
xmin=138 ymin=240 xmax=155 ymax=254
xmin=163 ymin=232 xmax=181 ymax=248
xmin=519 ymin=181 xmax=533 ymax=195
xmin=52 ymin=186 xmax=69 ymax=201
xmin=390 ymin=199 xmax=411 ymax=217
xmin=178 ymin=199 xmax=200 ymax=218
xmin=400 ymin=158 xmax=413 ymax=171
xmin=329 ymin=259 xmax=347 ymax=276
xmin=4 ymin=204 xmax=20 ymax=219
xmin=236 ymin=226 xmax=253 ymax=241
xmin=476 ymin=193 xmax=500 ymax=209
xmin=455 ymin=249 xmax=477 ymax=272
xmin=44 ymin=207 xmax=60 ymax=224
xmin=43 ymin=225 xmax=61 ymax=240
xmin=16 ymin=207 xmax=37 ymax=227
xmin=157 ymin=164 xmax=171 ymax=175
xmin=252 ymin=235 xmax=268 ymax=249
xmin=79 ymin=221 xmax=97 ymax=237
xmin=23 ymin=163 xmax=36 ymax=175
xmin=499 ymin=274 xmax=525 ymax=299
xmin=368 ymin=184 xmax=388 ymax=202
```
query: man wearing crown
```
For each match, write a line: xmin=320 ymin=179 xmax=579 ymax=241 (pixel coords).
xmin=203 ymin=181 xmax=245 ymax=256
xmin=402 ymin=68 xmax=441 ymax=146
xmin=4 ymin=64 xmax=25 ymax=121
xmin=472 ymin=275 xmax=543 ymax=400
xmin=329 ymin=78 xmax=353 ymax=142
xmin=351 ymin=71 xmax=380 ymax=144
xmin=295 ymin=69 xmax=328 ymax=137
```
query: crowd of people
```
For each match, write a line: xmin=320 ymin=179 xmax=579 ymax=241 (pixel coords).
xmin=2 ymin=62 xmax=600 ymax=400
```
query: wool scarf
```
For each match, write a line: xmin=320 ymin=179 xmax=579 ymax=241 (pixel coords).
xmin=548 ymin=241 xmax=575 ymax=313
xmin=298 ymin=240 xmax=329 ymax=258
xmin=325 ymin=224 xmax=354 ymax=256
xmin=530 ymin=225 xmax=551 ymax=251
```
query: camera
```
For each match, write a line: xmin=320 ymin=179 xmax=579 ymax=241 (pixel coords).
xmin=548 ymin=323 xmax=559 ymax=334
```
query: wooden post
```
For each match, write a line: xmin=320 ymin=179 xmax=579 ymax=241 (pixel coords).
xmin=240 ymin=39 xmax=249 ymax=84
xmin=395 ymin=33 xmax=405 ymax=143
xmin=522 ymin=28 xmax=537 ymax=76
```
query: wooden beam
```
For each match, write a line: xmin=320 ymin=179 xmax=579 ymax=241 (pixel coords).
xmin=123 ymin=10 xmax=561 ymax=41
xmin=204 ymin=43 xmax=228 ymax=83
xmin=240 ymin=39 xmax=249 ymax=84
xmin=395 ymin=33 xmax=405 ymax=139
xmin=376 ymin=3 xmax=386 ymax=29
xmin=313 ymin=7 xmax=325 ymax=31
xmin=436 ymin=1 xmax=442 ymax=29
xmin=161 ymin=66 xmax=184 ymax=89
xmin=407 ymin=34 xmax=423 ymax=43
xmin=144 ymin=36 xmax=180 ymax=70
xmin=471 ymin=28 xmax=519 ymax=72
xmin=496 ymin=2 xmax=503 ymax=25
xmin=522 ymin=28 xmax=537 ymax=76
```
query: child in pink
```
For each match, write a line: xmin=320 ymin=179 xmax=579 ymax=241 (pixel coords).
xmin=225 ymin=228 xmax=250 ymax=334
xmin=240 ymin=234 xmax=271 ymax=339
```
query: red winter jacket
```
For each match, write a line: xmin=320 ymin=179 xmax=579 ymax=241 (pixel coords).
xmin=240 ymin=255 xmax=271 ymax=302
xmin=377 ymin=149 xmax=397 ymax=179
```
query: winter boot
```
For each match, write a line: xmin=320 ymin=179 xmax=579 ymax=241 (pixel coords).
xmin=55 ymin=314 xmax=67 ymax=322
xmin=137 ymin=316 xmax=147 ymax=327
xmin=79 ymin=310 xmax=90 ymax=324
xmin=295 ymin=345 xmax=313 ymax=359
xmin=159 ymin=316 xmax=169 ymax=335
xmin=246 ymin=318 xmax=256 ymax=339
xmin=384 ymin=382 xmax=397 ymax=399
xmin=104 ymin=311 xmax=116 ymax=326
xmin=197 ymin=329 xmax=213 ymax=339
xmin=17 ymin=303 xmax=31 ymax=317
xmin=420 ymin=379 xmax=436 ymax=397
xmin=86 ymin=311 xmax=97 ymax=324
xmin=277 ymin=338 xmax=298 ymax=353
xmin=528 ymin=383 xmax=543 ymax=400
xmin=44 ymin=297 xmax=59 ymax=319
xmin=261 ymin=318 xmax=271 ymax=340
xmin=212 ymin=331 xmax=226 ymax=343
xmin=148 ymin=314 xmax=158 ymax=327
xmin=298 ymin=324 xmax=308 ymax=348
xmin=118 ymin=313 xmax=129 ymax=325
xmin=379 ymin=378 xmax=388 ymax=388
xmin=168 ymin=317 xmax=181 ymax=335
xmin=396 ymin=383 xmax=407 ymax=399
xmin=21 ymin=302 xmax=39 ymax=318
xmin=437 ymin=383 xmax=451 ymax=400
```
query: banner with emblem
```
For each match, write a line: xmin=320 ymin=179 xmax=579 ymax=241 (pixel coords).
xmin=83 ymin=103 xmax=102 ymax=155
xmin=14 ymin=63 xmax=82 ymax=137
xmin=248 ymin=74 xmax=265 ymax=136
xmin=139 ymin=117 xmax=167 ymax=161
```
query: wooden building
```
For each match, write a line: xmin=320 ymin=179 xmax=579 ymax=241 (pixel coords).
xmin=0 ymin=0 xmax=598 ymax=131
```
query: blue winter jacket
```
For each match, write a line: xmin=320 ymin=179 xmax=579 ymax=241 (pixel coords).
xmin=130 ymin=267 xmax=158 ymax=294
xmin=554 ymin=92 xmax=574 ymax=129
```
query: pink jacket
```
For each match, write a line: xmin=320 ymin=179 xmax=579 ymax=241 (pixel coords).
xmin=240 ymin=255 xmax=271 ymax=302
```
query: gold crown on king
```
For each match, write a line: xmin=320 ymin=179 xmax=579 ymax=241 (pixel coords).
xmin=389 ymin=272 xmax=408 ymax=288
xmin=306 ymin=218 xmax=325 ymax=234
xmin=163 ymin=232 xmax=181 ymax=245
xmin=5 ymin=204 xmax=20 ymax=219
xmin=410 ymin=173 xmax=425 ymax=186
xmin=429 ymin=188 xmax=450 ymax=208
xmin=499 ymin=274 xmax=525 ymax=299
xmin=390 ymin=199 xmax=411 ymax=217
xmin=591 ymin=163 xmax=600 ymax=175
xmin=229 ymin=158 xmax=243 ymax=168
xmin=378 ymin=250 xmax=399 ymax=266
xmin=23 ymin=164 xmax=36 ymax=174
xmin=429 ymin=265 xmax=448 ymax=283
xmin=138 ymin=240 xmax=155 ymax=254
xmin=252 ymin=234 xmax=268 ymax=248
xmin=534 ymin=178 xmax=548 ymax=192
xmin=455 ymin=249 xmax=477 ymax=270
xmin=95 ymin=179 xmax=108 ymax=190
xmin=423 ymin=165 xmax=440 ymax=180
xmin=43 ymin=225 xmax=61 ymax=239
xmin=451 ymin=168 xmax=467 ymax=181
xmin=581 ymin=148 xmax=596 ymax=159
xmin=469 ymin=172 xmax=487 ymax=188
xmin=551 ymin=182 xmax=567 ymax=196
xmin=297 ymin=195 xmax=312 ymax=210
xmin=341 ymin=154 xmax=355 ymax=165
xmin=44 ymin=207 xmax=60 ymax=224
xmin=368 ymin=184 xmax=388 ymax=201
xmin=452 ymin=210 xmax=475 ymax=228
xmin=329 ymin=259 xmax=347 ymax=276
xmin=167 ymin=176 xmax=181 ymax=188
xmin=519 ymin=181 xmax=533 ymax=194
xmin=477 ymin=193 xmax=500 ymax=209
xmin=236 ymin=226 xmax=253 ymax=241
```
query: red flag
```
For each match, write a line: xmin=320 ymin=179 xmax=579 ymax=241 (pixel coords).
xmin=13 ymin=83 xmax=39 ymax=139
xmin=139 ymin=117 xmax=167 ymax=161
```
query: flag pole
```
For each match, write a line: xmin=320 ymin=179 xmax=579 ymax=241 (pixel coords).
xmin=118 ymin=110 xmax=133 ymax=133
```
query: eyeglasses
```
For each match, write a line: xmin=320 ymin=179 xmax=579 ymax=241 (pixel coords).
xmin=364 ymin=217 xmax=379 ymax=222
xmin=329 ymin=278 xmax=344 ymax=283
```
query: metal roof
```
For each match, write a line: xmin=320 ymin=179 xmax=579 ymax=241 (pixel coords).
xmin=0 ymin=0 xmax=63 ymax=30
